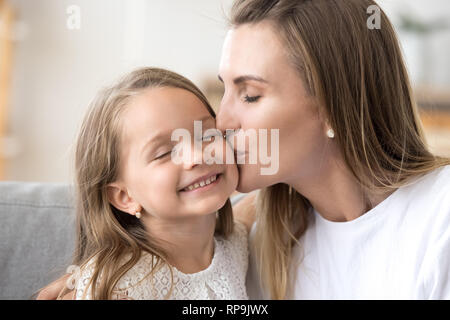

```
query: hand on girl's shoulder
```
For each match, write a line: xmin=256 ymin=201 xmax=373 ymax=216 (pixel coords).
xmin=60 ymin=290 xmax=76 ymax=300
xmin=232 ymin=192 xmax=257 ymax=233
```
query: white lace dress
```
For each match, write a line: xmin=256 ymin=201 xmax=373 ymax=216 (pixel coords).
xmin=74 ymin=222 xmax=249 ymax=300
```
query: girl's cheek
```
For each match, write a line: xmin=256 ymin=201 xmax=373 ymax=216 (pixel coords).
xmin=201 ymin=138 xmax=225 ymax=165
xmin=147 ymin=167 xmax=175 ymax=191
xmin=220 ymin=137 xmax=236 ymax=165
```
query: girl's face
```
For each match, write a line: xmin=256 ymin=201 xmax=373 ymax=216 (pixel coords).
xmin=217 ymin=21 xmax=332 ymax=193
xmin=111 ymin=87 xmax=238 ymax=219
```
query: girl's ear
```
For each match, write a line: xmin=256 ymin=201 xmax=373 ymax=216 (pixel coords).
xmin=106 ymin=182 xmax=140 ymax=216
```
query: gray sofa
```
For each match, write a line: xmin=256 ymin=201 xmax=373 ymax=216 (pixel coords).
xmin=0 ymin=182 xmax=76 ymax=299
xmin=0 ymin=182 xmax=246 ymax=300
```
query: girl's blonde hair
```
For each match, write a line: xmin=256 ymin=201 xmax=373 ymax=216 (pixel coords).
xmin=230 ymin=0 xmax=450 ymax=299
xmin=70 ymin=67 xmax=233 ymax=299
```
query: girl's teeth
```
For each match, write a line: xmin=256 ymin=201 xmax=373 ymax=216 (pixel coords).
xmin=184 ymin=174 xmax=218 ymax=191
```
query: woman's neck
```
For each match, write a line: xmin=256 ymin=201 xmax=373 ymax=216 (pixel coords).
xmin=289 ymin=158 xmax=390 ymax=222
xmin=142 ymin=213 xmax=216 ymax=273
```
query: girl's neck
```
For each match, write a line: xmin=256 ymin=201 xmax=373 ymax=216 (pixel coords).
xmin=142 ymin=212 xmax=216 ymax=274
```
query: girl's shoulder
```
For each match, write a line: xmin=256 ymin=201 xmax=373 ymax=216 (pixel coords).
xmin=218 ymin=220 xmax=248 ymax=249
xmin=73 ymin=256 xmax=97 ymax=300
xmin=215 ymin=221 xmax=249 ymax=274
xmin=73 ymin=252 xmax=162 ymax=300
xmin=232 ymin=192 xmax=257 ymax=233
xmin=74 ymin=222 xmax=250 ymax=300
xmin=232 ymin=220 xmax=249 ymax=241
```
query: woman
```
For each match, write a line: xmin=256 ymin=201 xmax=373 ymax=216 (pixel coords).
xmin=217 ymin=0 xmax=450 ymax=299
xmin=38 ymin=0 xmax=450 ymax=300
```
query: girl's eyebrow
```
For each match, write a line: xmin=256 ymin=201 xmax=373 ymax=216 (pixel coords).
xmin=140 ymin=115 xmax=215 ymax=156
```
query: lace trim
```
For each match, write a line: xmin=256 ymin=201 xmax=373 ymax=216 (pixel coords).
xmin=75 ymin=222 xmax=249 ymax=300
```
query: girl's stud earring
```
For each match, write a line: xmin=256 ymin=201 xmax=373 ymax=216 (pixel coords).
xmin=326 ymin=128 xmax=335 ymax=139
xmin=135 ymin=211 xmax=142 ymax=219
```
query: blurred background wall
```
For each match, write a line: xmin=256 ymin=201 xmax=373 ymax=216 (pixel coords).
xmin=1 ymin=0 xmax=449 ymax=183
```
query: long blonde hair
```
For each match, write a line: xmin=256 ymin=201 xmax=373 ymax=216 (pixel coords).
xmin=230 ymin=0 xmax=450 ymax=299
xmin=70 ymin=67 xmax=233 ymax=299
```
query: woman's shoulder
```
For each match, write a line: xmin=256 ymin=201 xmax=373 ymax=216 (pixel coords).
xmin=397 ymin=165 xmax=450 ymax=245
xmin=422 ymin=164 xmax=450 ymax=185
xmin=420 ymin=164 xmax=450 ymax=222
xmin=408 ymin=165 xmax=450 ymax=296
xmin=431 ymin=164 xmax=450 ymax=189
xmin=405 ymin=165 xmax=450 ymax=201
xmin=391 ymin=165 xmax=450 ymax=223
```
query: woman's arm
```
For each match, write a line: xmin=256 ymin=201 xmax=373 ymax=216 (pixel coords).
xmin=232 ymin=192 xmax=257 ymax=233
xmin=36 ymin=274 xmax=70 ymax=300
xmin=59 ymin=290 xmax=76 ymax=300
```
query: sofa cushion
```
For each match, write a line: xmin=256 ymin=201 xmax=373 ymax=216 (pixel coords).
xmin=0 ymin=182 xmax=76 ymax=299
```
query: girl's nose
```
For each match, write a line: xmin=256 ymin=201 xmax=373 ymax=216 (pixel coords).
xmin=182 ymin=142 xmax=203 ymax=170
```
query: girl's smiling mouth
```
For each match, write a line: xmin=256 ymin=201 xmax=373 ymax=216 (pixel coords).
xmin=179 ymin=173 xmax=223 ymax=193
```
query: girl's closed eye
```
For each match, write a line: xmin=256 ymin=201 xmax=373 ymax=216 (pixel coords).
xmin=153 ymin=149 xmax=172 ymax=161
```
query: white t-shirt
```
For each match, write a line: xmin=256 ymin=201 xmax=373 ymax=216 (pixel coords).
xmin=247 ymin=165 xmax=450 ymax=299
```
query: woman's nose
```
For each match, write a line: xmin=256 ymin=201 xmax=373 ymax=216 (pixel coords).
xmin=216 ymin=98 xmax=240 ymax=134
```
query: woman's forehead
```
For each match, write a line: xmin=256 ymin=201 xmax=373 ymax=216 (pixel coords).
xmin=219 ymin=23 xmax=290 ymax=82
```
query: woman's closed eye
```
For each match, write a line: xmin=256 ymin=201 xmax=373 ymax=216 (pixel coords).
xmin=202 ymin=131 xmax=223 ymax=141
xmin=243 ymin=94 xmax=261 ymax=103
xmin=194 ymin=129 xmax=223 ymax=142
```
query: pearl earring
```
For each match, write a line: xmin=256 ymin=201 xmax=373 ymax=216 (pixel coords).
xmin=326 ymin=128 xmax=335 ymax=139
xmin=135 ymin=211 xmax=141 ymax=219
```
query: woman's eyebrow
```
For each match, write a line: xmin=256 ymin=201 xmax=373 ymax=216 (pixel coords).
xmin=218 ymin=74 xmax=268 ymax=85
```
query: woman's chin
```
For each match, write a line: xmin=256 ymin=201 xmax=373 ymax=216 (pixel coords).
xmin=235 ymin=164 xmax=268 ymax=193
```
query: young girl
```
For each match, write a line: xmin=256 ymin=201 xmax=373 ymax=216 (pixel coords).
xmin=58 ymin=67 xmax=249 ymax=300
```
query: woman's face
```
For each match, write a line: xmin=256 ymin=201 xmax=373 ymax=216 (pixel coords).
xmin=217 ymin=21 xmax=331 ymax=193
